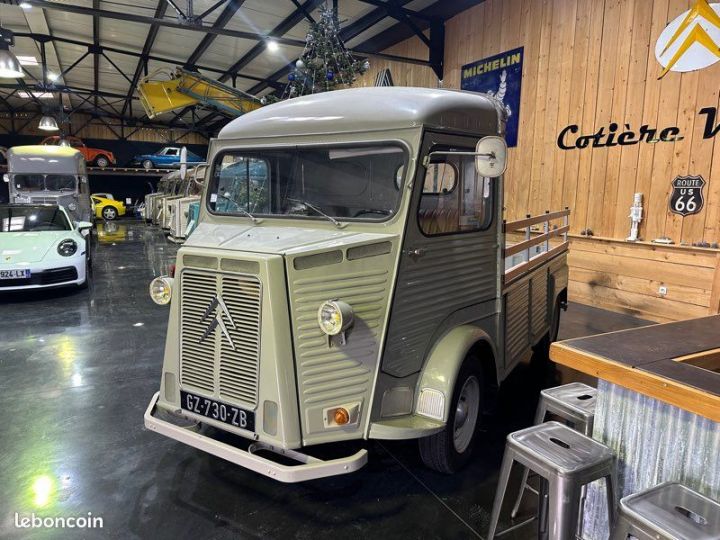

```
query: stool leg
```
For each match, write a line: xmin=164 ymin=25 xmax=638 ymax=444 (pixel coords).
xmin=510 ymin=467 xmax=531 ymax=519
xmin=488 ymin=449 xmax=516 ymax=540
xmin=509 ymin=403 xmax=548 ymax=519
xmin=548 ymin=476 xmax=582 ymax=540
xmin=605 ymin=469 xmax=618 ymax=531
xmin=609 ymin=514 xmax=632 ymax=540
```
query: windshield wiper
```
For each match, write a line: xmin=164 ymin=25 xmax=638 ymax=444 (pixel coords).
xmin=287 ymin=198 xmax=343 ymax=228
xmin=217 ymin=194 xmax=259 ymax=223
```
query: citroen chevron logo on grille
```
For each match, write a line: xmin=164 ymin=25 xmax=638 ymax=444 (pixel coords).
xmin=199 ymin=295 xmax=236 ymax=350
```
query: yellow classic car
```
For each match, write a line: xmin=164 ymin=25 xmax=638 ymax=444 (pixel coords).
xmin=91 ymin=194 xmax=126 ymax=221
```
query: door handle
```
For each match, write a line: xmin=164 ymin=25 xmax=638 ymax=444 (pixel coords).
xmin=407 ymin=248 xmax=426 ymax=260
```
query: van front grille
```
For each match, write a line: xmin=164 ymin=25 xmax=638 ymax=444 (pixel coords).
xmin=179 ymin=268 xmax=262 ymax=408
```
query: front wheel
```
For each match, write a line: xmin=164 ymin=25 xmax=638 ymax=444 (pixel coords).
xmin=95 ymin=156 xmax=109 ymax=168
xmin=142 ymin=159 xmax=154 ymax=170
xmin=419 ymin=357 xmax=484 ymax=474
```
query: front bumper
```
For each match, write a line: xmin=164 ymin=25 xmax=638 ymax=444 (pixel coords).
xmin=0 ymin=258 xmax=86 ymax=291
xmin=144 ymin=392 xmax=368 ymax=483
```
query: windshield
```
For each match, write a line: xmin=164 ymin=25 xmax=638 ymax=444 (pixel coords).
xmin=13 ymin=174 xmax=77 ymax=192
xmin=0 ymin=206 xmax=71 ymax=232
xmin=208 ymin=144 xmax=407 ymax=221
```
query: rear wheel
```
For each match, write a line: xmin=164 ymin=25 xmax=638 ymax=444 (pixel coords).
xmin=142 ymin=159 xmax=154 ymax=170
xmin=419 ymin=356 xmax=484 ymax=473
xmin=95 ymin=155 xmax=110 ymax=168
xmin=102 ymin=206 xmax=118 ymax=220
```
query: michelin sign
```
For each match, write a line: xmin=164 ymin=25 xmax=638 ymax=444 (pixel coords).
xmin=461 ymin=47 xmax=523 ymax=147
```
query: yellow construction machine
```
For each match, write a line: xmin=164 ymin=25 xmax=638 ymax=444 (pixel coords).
xmin=138 ymin=68 xmax=264 ymax=119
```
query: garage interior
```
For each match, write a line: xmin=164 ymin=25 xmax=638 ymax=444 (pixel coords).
xmin=1 ymin=1 xmax=719 ymax=539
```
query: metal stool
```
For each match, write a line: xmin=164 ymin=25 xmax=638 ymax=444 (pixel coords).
xmin=488 ymin=421 xmax=617 ymax=540
xmin=511 ymin=382 xmax=597 ymax=518
xmin=612 ymin=482 xmax=720 ymax=540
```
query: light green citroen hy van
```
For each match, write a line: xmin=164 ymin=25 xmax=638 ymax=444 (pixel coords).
xmin=145 ymin=87 xmax=569 ymax=482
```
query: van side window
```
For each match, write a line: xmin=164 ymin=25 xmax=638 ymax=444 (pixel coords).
xmin=418 ymin=152 xmax=493 ymax=236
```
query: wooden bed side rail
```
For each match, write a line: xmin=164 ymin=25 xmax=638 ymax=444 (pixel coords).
xmin=503 ymin=208 xmax=571 ymax=284
xmin=504 ymin=208 xmax=571 ymax=232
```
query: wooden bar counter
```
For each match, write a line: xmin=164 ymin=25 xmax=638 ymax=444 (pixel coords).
xmin=551 ymin=315 xmax=720 ymax=422
xmin=550 ymin=316 xmax=720 ymax=539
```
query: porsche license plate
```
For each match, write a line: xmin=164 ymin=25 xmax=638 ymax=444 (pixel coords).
xmin=0 ymin=269 xmax=30 ymax=280
xmin=180 ymin=391 xmax=255 ymax=432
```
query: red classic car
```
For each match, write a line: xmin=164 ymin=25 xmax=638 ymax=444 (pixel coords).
xmin=41 ymin=136 xmax=116 ymax=168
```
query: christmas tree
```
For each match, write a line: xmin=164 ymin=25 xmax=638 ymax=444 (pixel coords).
xmin=280 ymin=4 xmax=369 ymax=99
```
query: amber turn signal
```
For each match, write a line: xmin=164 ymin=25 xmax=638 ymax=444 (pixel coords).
xmin=333 ymin=408 xmax=350 ymax=425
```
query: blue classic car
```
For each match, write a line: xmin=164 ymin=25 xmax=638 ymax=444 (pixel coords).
xmin=130 ymin=147 xmax=204 ymax=170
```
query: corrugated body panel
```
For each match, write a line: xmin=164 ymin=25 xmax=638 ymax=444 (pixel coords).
xmin=505 ymin=281 xmax=530 ymax=364
xmin=531 ymin=271 xmax=548 ymax=338
xmin=287 ymin=248 xmax=396 ymax=439
xmin=179 ymin=267 xmax=262 ymax=409
xmin=382 ymin=234 xmax=497 ymax=377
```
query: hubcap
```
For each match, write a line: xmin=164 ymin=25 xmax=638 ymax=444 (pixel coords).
xmin=453 ymin=375 xmax=480 ymax=454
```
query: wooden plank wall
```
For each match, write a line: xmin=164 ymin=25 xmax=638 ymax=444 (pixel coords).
xmin=356 ymin=0 xmax=720 ymax=322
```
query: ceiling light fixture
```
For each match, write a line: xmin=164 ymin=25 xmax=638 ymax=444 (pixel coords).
xmin=19 ymin=2 xmax=32 ymax=9
xmin=266 ymin=39 xmax=279 ymax=52
xmin=18 ymin=91 xmax=54 ymax=99
xmin=0 ymin=27 xmax=24 ymax=78
xmin=16 ymin=55 xmax=38 ymax=66
xmin=47 ymin=71 xmax=59 ymax=82
xmin=38 ymin=115 xmax=59 ymax=131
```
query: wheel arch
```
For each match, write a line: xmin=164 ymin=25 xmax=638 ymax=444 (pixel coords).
xmin=416 ymin=325 xmax=498 ymax=424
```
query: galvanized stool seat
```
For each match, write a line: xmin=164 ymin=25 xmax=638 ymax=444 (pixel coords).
xmin=488 ymin=421 xmax=617 ymax=540
xmin=612 ymin=482 xmax=720 ymax=540
xmin=512 ymin=382 xmax=598 ymax=518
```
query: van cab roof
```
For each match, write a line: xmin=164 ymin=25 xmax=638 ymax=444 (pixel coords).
xmin=218 ymin=87 xmax=505 ymax=140
xmin=7 ymin=145 xmax=86 ymax=175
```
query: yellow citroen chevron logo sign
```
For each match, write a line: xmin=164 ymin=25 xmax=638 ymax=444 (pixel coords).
xmin=656 ymin=0 xmax=720 ymax=78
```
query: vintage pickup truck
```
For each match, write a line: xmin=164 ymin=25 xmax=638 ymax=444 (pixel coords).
xmin=144 ymin=87 xmax=569 ymax=482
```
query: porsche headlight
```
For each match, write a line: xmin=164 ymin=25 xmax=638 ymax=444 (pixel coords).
xmin=317 ymin=300 xmax=354 ymax=336
xmin=57 ymin=239 xmax=77 ymax=257
xmin=67 ymin=202 xmax=77 ymax=211
xmin=149 ymin=276 xmax=174 ymax=305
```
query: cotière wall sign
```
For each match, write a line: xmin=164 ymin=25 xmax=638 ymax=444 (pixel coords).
xmin=557 ymin=0 xmax=720 ymax=151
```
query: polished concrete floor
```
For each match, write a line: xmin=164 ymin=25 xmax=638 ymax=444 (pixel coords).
xmin=0 ymin=220 xmax=650 ymax=539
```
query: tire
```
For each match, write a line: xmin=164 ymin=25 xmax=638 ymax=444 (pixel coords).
xmin=95 ymin=155 xmax=110 ymax=168
xmin=533 ymin=295 xmax=564 ymax=358
xmin=102 ymin=206 xmax=118 ymax=220
xmin=419 ymin=356 xmax=484 ymax=474
xmin=142 ymin=159 xmax=154 ymax=170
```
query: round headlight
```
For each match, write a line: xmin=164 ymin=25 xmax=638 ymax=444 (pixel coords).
xmin=149 ymin=276 xmax=174 ymax=305
xmin=57 ymin=239 xmax=77 ymax=256
xmin=317 ymin=300 xmax=354 ymax=336
xmin=67 ymin=202 xmax=77 ymax=211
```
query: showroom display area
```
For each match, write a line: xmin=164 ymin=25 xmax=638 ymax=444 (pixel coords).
xmin=1 ymin=0 xmax=720 ymax=538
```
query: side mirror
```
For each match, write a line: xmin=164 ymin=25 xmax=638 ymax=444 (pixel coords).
xmin=77 ymin=221 xmax=93 ymax=231
xmin=475 ymin=136 xmax=508 ymax=177
xmin=180 ymin=147 xmax=188 ymax=181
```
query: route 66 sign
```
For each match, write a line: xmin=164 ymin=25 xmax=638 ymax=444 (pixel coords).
xmin=670 ymin=175 xmax=705 ymax=216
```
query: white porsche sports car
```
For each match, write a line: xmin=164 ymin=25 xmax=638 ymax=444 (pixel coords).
xmin=0 ymin=204 xmax=92 ymax=291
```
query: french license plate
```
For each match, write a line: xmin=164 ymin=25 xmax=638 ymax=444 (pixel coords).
xmin=0 ymin=269 xmax=30 ymax=280
xmin=180 ymin=390 xmax=255 ymax=432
